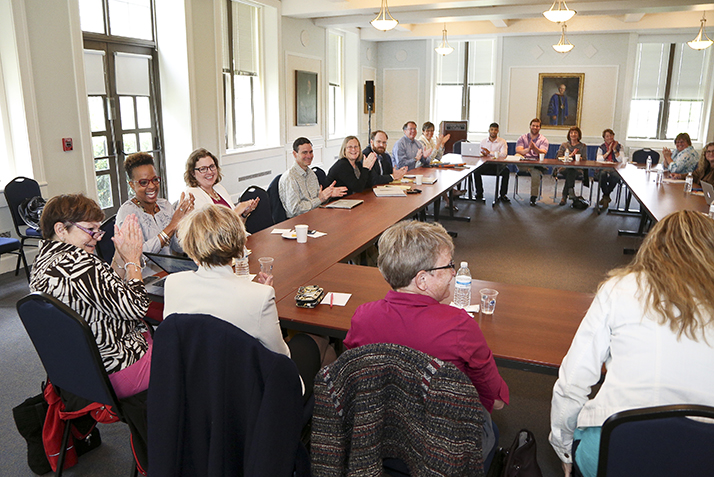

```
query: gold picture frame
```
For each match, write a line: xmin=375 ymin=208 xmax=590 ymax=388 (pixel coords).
xmin=536 ymin=73 xmax=584 ymax=129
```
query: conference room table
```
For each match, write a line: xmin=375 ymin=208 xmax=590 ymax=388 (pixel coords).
xmin=276 ymin=263 xmax=593 ymax=375
xmin=245 ymin=163 xmax=475 ymax=302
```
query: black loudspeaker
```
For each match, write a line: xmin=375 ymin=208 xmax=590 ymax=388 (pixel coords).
xmin=365 ymin=81 xmax=375 ymax=105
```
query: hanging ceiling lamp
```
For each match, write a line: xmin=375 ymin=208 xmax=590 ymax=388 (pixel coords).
xmin=543 ymin=0 xmax=576 ymax=23
xmin=435 ymin=24 xmax=454 ymax=55
xmin=553 ymin=23 xmax=574 ymax=53
xmin=688 ymin=13 xmax=713 ymax=50
xmin=371 ymin=0 xmax=399 ymax=32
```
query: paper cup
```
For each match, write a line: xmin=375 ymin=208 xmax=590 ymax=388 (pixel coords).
xmin=539 ymin=153 xmax=545 ymax=161
xmin=575 ymin=153 xmax=581 ymax=161
xmin=415 ymin=175 xmax=423 ymax=186
xmin=295 ymin=224 xmax=308 ymax=243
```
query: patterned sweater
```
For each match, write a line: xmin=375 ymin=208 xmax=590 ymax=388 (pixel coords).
xmin=30 ymin=240 xmax=149 ymax=373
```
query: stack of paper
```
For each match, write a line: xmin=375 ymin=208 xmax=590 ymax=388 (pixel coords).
xmin=374 ymin=186 xmax=407 ymax=197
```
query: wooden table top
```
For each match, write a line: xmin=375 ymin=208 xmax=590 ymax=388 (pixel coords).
xmin=461 ymin=153 xmax=622 ymax=170
xmin=246 ymin=165 xmax=475 ymax=302
xmin=617 ymin=165 xmax=710 ymax=221
xmin=276 ymin=263 xmax=593 ymax=370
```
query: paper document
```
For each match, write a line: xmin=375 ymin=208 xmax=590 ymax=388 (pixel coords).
xmin=320 ymin=292 xmax=352 ymax=306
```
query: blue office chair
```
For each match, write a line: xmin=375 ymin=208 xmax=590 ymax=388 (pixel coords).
xmin=95 ymin=215 xmax=116 ymax=264
xmin=0 ymin=237 xmax=30 ymax=281
xmin=16 ymin=292 xmax=143 ymax=476
xmin=4 ymin=176 xmax=42 ymax=277
xmin=596 ymin=404 xmax=714 ymax=477
xmin=631 ymin=148 xmax=660 ymax=165
xmin=239 ymin=185 xmax=273 ymax=234
xmin=268 ymin=174 xmax=288 ymax=224
xmin=312 ymin=166 xmax=330 ymax=189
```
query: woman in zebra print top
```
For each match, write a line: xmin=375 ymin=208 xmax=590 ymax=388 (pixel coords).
xmin=30 ymin=194 xmax=151 ymax=399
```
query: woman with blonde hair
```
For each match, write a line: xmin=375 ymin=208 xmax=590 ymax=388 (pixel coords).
xmin=550 ymin=210 xmax=714 ymax=477
xmin=692 ymin=141 xmax=714 ymax=187
xmin=326 ymin=136 xmax=378 ymax=194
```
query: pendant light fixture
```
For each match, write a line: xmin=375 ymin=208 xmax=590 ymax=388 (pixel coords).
xmin=371 ymin=0 xmax=398 ymax=32
xmin=543 ymin=0 xmax=576 ymax=23
xmin=688 ymin=13 xmax=713 ymax=50
xmin=553 ymin=23 xmax=574 ymax=53
xmin=435 ymin=24 xmax=454 ymax=56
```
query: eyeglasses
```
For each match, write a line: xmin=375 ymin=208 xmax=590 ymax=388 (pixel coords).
xmin=424 ymin=260 xmax=455 ymax=272
xmin=71 ymin=223 xmax=105 ymax=241
xmin=346 ymin=145 xmax=361 ymax=150
xmin=194 ymin=164 xmax=217 ymax=174
xmin=131 ymin=176 xmax=160 ymax=188
xmin=706 ymin=149 xmax=714 ymax=155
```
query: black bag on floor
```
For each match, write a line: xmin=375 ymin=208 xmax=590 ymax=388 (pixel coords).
xmin=571 ymin=196 xmax=590 ymax=210
xmin=486 ymin=429 xmax=543 ymax=477
xmin=12 ymin=393 xmax=51 ymax=475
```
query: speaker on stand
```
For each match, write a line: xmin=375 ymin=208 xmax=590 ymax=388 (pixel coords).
xmin=365 ymin=80 xmax=375 ymax=140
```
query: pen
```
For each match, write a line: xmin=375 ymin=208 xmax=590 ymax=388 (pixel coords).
xmin=330 ymin=293 xmax=333 ymax=309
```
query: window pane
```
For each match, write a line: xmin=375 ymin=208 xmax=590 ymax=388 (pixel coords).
xmin=136 ymin=96 xmax=151 ymax=129
xmin=120 ymin=96 xmax=136 ymax=129
xmin=437 ymin=41 xmax=465 ymax=84
xmin=669 ymin=44 xmax=710 ymax=101
xmin=468 ymin=85 xmax=495 ymax=133
xmin=666 ymin=101 xmax=703 ymax=141
xmin=96 ymin=174 xmax=114 ymax=209
xmin=329 ymin=85 xmax=336 ymax=136
xmin=627 ymin=99 xmax=661 ymax=139
xmin=139 ymin=132 xmax=153 ymax=152
xmin=632 ymin=44 xmax=668 ymax=100
xmin=234 ymin=75 xmax=254 ymax=146
xmin=468 ymin=39 xmax=495 ymax=85
xmin=123 ymin=133 xmax=137 ymax=154
xmin=92 ymin=137 xmax=108 ymax=160
xmin=108 ymin=0 xmax=153 ymax=41
xmin=434 ymin=85 xmax=463 ymax=126
xmin=79 ymin=0 xmax=105 ymax=34
xmin=88 ymin=96 xmax=106 ymax=132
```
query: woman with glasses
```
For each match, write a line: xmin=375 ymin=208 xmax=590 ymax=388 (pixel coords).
xmin=692 ymin=142 xmax=714 ymax=187
xmin=326 ymin=136 xmax=378 ymax=194
xmin=117 ymin=152 xmax=194 ymax=260
xmin=30 ymin=194 xmax=153 ymax=399
xmin=184 ymin=148 xmax=258 ymax=219
xmin=662 ymin=132 xmax=699 ymax=178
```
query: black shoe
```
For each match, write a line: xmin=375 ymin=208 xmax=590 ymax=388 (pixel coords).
xmin=529 ymin=196 xmax=537 ymax=206
xmin=499 ymin=195 xmax=511 ymax=204
xmin=475 ymin=193 xmax=484 ymax=201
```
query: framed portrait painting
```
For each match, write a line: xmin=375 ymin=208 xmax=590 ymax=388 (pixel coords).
xmin=296 ymin=70 xmax=318 ymax=126
xmin=536 ymin=73 xmax=584 ymax=129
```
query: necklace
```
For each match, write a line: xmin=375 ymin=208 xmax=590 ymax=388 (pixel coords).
xmin=205 ymin=187 xmax=220 ymax=200
xmin=132 ymin=197 xmax=159 ymax=215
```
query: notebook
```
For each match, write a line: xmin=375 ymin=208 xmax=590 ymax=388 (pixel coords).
xmin=323 ymin=199 xmax=364 ymax=209
xmin=373 ymin=186 xmax=407 ymax=197
xmin=144 ymin=253 xmax=198 ymax=296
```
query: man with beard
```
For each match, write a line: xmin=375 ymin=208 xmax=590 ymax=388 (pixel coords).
xmin=363 ymin=130 xmax=408 ymax=185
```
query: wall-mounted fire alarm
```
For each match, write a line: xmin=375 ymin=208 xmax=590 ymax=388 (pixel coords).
xmin=62 ymin=138 xmax=73 ymax=151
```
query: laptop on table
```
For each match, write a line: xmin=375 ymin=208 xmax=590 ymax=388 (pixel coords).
xmin=143 ymin=252 xmax=198 ymax=296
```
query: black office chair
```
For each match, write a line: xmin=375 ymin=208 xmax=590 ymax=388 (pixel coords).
xmin=0 ymin=237 xmax=30 ymax=281
xmin=148 ymin=313 xmax=307 ymax=476
xmin=312 ymin=166 xmax=330 ymax=189
xmin=16 ymin=292 xmax=143 ymax=476
xmin=268 ymin=174 xmax=288 ymax=224
xmin=4 ymin=176 xmax=42 ymax=277
xmin=95 ymin=215 xmax=116 ymax=264
xmin=631 ymin=148 xmax=660 ymax=165
xmin=453 ymin=140 xmax=466 ymax=155
xmin=239 ymin=185 xmax=273 ymax=234
xmin=596 ymin=404 xmax=714 ymax=477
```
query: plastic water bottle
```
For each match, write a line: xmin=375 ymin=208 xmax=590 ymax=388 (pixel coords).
xmin=454 ymin=261 xmax=472 ymax=309
xmin=684 ymin=172 xmax=693 ymax=194
xmin=656 ymin=164 xmax=664 ymax=184
xmin=233 ymin=257 xmax=250 ymax=278
xmin=646 ymin=157 xmax=652 ymax=172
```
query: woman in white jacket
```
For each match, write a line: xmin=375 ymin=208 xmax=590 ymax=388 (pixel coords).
xmin=550 ymin=210 xmax=714 ymax=477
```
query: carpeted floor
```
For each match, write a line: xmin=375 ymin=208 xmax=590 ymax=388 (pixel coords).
xmin=0 ymin=173 xmax=642 ymax=476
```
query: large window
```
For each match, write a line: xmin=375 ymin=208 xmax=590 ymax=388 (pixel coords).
xmin=628 ymin=42 xmax=711 ymax=140
xmin=433 ymin=39 xmax=495 ymax=134
xmin=79 ymin=0 xmax=154 ymax=40
xmin=222 ymin=0 xmax=260 ymax=149
xmin=328 ymin=31 xmax=344 ymax=138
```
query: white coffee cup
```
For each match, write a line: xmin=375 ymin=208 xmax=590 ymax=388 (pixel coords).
xmin=575 ymin=153 xmax=581 ymax=161
xmin=295 ymin=224 xmax=308 ymax=243
xmin=415 ymin=175 xmax=423 ymax=186
xmin=539 ymin=153 xmax=545 ymax=161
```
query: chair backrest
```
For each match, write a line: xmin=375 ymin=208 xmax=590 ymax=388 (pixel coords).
xmin=631 ymin=148 xmax=660 ymax=165
xmin=312 ymin=166 xmax=330 ymax=189
xmin=239 ymin=185 xmax=273 ymax=234
xmin=148 ymin=313 xmax=303 ymax=476
xmin=95 ymin=215 xmax=116 ymax=264
xmin=596 ymin=404 xmax=714 ymax=477
xmin=16 ymin=292 xmax=121 ymax=410
xmin=311 ymin=343 xmax=486 ymax=477
xmin=267 ymin=174 xmax=288 ymax=224
xmin=453 ymin=140 xmax=465 ymax=155
xmin=547 ymin=143 xmax=560 ymax=159
xmin=4 ymin=176 xmax=42 ymax=236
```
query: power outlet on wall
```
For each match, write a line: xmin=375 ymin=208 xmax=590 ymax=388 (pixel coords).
xmin=0 ymin=231 xmax=11 ymax=238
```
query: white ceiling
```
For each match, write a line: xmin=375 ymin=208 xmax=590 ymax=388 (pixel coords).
xmin=281 ymin=0 xmax=714 ymax=41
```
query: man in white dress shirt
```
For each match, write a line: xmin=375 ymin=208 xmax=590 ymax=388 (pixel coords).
xmin=474 ymin=123 xmax=510 ymax=204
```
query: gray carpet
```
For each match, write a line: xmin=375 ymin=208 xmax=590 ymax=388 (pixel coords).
xmin=0 ymin=174 xmax=642 ymax=476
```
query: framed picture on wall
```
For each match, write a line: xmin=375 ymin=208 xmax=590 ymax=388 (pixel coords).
xmin=296 ymin=70 xmax=318 ymax=126
xmin=536 ymin=73 xmax=584 ymax=129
